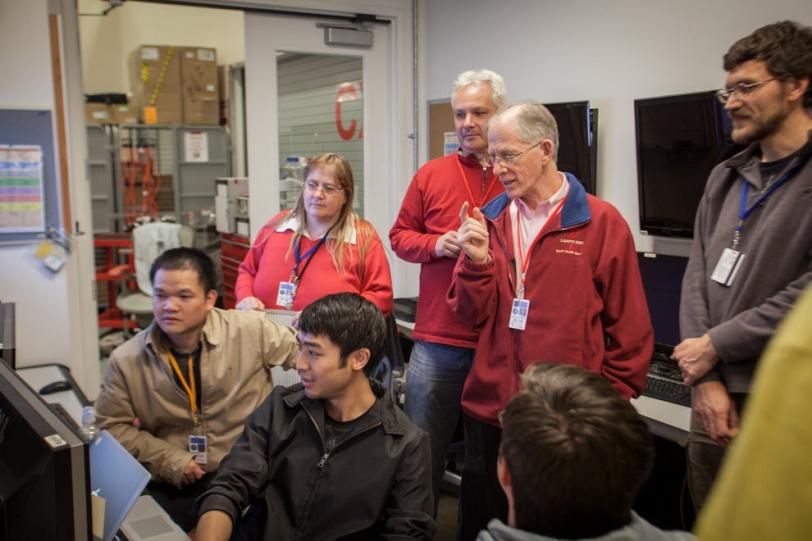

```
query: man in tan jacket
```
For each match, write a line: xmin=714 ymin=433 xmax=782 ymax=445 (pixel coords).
xmin=95 ymin=247 xmax=298 ymax=531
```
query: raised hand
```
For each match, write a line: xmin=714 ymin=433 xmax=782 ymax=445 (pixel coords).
xmin=457 ymin=201 xmax=490 ymax=263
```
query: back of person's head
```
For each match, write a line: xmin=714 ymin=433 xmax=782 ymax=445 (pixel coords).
xmin=452 ymin=69 xmax=507 ymax=109
xmin=500 ymin=363 xmax=654 ymax=538
xmin=724 ymin=20 xmax=812 ymax=108
xmin=149 ymin=247 xmax=217 ymax=294
xmin=297 ymin=293 xmax=386 ymax=376
xmin=490 ymin=102 xmax=560 ymax=161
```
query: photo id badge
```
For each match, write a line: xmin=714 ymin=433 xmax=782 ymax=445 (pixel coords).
xmin=189 ymin=434 xmax=208 ymax=465
xmin=276 ymin=281 xmax=297 ymax=309
xmin=711 ymin=248 xmax=745 ymax=287
xmin=509 ymin=298 xmax=530 ymax=330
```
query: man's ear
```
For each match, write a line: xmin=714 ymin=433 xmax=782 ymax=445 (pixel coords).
xmin=206 ymin=289 xmax=218 ymax=311
xmin=348 ymin=348 xmax=371 ymax=372
xmin=497 ymin=454 xmax=512 ymax=494
xmin=540 ymin=138 xmax=555 ymax=165
xmin=784 ymin=76 xmax=810 ymax=106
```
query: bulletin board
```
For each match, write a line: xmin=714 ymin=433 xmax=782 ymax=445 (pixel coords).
xmin=428 ymin=99 xmax=455 ymax=160
xmin=0 ymin=110 xmax=61 ymax=243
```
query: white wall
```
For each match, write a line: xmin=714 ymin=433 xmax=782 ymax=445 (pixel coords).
xmin=423 ymin=0 xmax=812 ymax=255
xmin=0 ymin=0 xmax=100 ymax=396
xmin=78 ymin=0 xmax=245 ymax=94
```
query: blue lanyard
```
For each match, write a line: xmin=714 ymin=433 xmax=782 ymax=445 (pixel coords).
xmin=291 ymin=223 xmax=335 ymax=282
xmin=734 ymin=155 xmax=808 ymax=248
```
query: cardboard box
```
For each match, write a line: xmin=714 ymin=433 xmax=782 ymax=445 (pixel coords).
xmin=85 ymin=103 xmax=113 ymax=125
xmin=110 ymin=103 xmax=138 ymax=125
xmin=180 ymin=47 xmax=220 ymax=125
xmin=129 ymin=45 xmax=183 ymax=124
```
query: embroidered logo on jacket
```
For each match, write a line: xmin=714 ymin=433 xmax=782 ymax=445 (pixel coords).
xmin=555 ymin=237 xmax=583 ymax=256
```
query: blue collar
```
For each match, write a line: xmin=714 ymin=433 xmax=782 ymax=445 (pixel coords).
xmin=481 ymin=172 xmax=591 ymax=228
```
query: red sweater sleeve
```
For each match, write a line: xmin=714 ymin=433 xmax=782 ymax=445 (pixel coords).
xmin=447 ymin=251 xmax=497 ymax=332
xmin=389 ymin=174 xmax=442 ymax=264
xmin=595 ymin=212 xmax=653 ymax=399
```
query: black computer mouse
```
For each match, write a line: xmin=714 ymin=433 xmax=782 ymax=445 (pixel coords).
xmin=39 ymin=380 xmax=72 ymax=395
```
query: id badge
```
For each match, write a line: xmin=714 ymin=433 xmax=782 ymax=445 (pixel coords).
xmin=509 ymin=298 xmax=530 ymax=330
xmin=276 ymin=281 xmax=297 ymax=309
xmin=711 ymin=248 xmax=745 ymax=287
xmin=189 ymin=434 xmax=208 ymax=465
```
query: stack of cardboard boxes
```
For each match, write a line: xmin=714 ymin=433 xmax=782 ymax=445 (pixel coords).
xmin=129 ymin=44 xmax=220 ymax=125
xmin=86 ymin=44 xmax=220 ymax=126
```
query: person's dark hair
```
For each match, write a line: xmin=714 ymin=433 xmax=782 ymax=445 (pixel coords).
xmin=297 ymin=293 xmax=386 ymax=376
xmin=724 ymin=20 xmax=812 ymax=108
xmin=149 ymin=247 xmax=217 ymax=294
xmin=500 ymin=363 xmax=654 ymax=538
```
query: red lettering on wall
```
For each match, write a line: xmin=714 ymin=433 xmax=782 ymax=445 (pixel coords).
xmin=335 ymin=82 xmax=363 ymax=141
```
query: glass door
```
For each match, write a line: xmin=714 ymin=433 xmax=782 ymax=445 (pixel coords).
xmin=244 ymin=13 xmax=391 ymax=240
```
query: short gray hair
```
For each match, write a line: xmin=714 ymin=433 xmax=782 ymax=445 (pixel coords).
xmin=491 ymin=102 xmax=559 ymax=161
xmin=452 ymin=69 xmax=507 ymax=109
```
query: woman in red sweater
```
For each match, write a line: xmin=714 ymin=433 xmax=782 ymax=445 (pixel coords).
xmin=235 ymin=153 xmax=393 ymax=315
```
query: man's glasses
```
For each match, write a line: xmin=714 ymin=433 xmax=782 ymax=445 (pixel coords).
xmin=716 ymin=78 xmax=776 ymax=104
xmin=489 ymin=141 xmax=542 ymax=167
xmin=304 ymin=179 xmax=343 ymax=196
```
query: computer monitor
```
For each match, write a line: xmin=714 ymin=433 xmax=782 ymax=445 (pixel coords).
xmin=637 ymin=252 xmax=689 ymax=348
xmin=0 ymin=302 xmax=15 ymax=368
xmin=545 ymin=101 xmax=597 ymax=195
xmin=0 ymin=361 xmax=91 ymax=540
xmin=635 ymin=91 xmax=741 ymax=238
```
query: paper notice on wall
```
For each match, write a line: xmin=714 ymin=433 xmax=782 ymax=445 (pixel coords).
xmin=184 ymin=131 xmax=209 ymax=163
xmin=0 ymin=145 xmax=46 ymax=233
xmin=443 ymin=132 xmax=458 ymax=156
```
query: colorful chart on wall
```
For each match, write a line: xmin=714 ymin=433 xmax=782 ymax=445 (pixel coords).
xmin=0 ymin=109 xmax=60 ymax=242
xmin=0 ymin=145 xmax=46 ymax=232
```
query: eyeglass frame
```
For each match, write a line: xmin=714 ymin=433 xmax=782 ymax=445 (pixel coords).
xmin=716 ymin=77 xmax=777 ymax=104
xmin=489 ymin=140 xmax=544 ymax=167
xmin=304 ymin=179 xmax=344 ymax=196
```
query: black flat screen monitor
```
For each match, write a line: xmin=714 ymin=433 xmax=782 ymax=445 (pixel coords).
xmin=637 ymin=252 xmax=689 ymax=348
xmin=0 ymin=302 xmax=16 ymax=368
xmin=545 ymin=101 xmax=597 ymax=195
xmin=635 ymin=91 xmax=742 ymax=238
xmin=0 ymin=362 xmax=91 ymax=540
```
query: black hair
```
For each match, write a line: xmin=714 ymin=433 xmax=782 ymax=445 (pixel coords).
xmin=149 ymin=247 xmax=217 ymax=294
xmin=297 ymin=293 xmax=386 ymax=376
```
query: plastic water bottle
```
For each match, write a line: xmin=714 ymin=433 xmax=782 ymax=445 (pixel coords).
xmin=81 ymin=406 xmax=98 ymax=441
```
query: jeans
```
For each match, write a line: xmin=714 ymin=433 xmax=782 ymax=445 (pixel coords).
xmin=458 ymin=414 xmax=507 ymax=541
xmin=404 ymin=339 xmax=474 ymax=509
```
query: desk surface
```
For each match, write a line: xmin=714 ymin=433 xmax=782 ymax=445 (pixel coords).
xmin=17 ymin=364 xmax=88 ymax=426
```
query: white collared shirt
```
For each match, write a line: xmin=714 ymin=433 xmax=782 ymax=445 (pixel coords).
xmin=509 ymin=173 xmax=569 ymax=261
xmin=275 ymin=214 xmax=358 ymax=244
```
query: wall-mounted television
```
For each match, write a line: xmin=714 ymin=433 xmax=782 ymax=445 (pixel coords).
xmin=545 ymin=101 xmax=598 ymax=195
xmin=635 ymin=91 xmax=742 ymax=238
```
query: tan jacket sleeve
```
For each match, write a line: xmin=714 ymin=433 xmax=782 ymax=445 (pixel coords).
xmin=95 ymin=352 xmax=193 ymax=487
xmin=259 ymin=316 xmax=298 ymax=370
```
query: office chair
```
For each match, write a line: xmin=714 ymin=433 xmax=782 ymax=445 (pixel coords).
xmin=114 ymin=221 xmax=195 ymax=334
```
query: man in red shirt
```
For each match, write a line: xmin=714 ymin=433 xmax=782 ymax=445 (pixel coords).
xmin=451 ymin=102 xmax=653 ymax=539
xmin=389 ymin=70 xmax=506 ymax=508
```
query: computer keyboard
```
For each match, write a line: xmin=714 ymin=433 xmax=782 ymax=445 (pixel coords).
xmin=644 ymin=375 xmax=692 ymax=407
xmin=643 ymin=349 xmax=692 ymax=407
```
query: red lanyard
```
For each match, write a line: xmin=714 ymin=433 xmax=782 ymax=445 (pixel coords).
xmin=455 ymin=156 xmax=497 ymax=208
xmin=514 ymin=200 xmax=565 ymax=298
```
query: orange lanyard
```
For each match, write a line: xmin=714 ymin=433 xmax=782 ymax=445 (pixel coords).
xmin=455 ymin=156 xmax=497 ymax=208
xmin=168 ymin=351 xmax=197 ymax=414
xmin=514 ymin=200 xmax=565 ymax=298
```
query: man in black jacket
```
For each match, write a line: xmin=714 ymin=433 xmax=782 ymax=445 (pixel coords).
xmin=195 ymin=293 xmax=435 ymax=540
